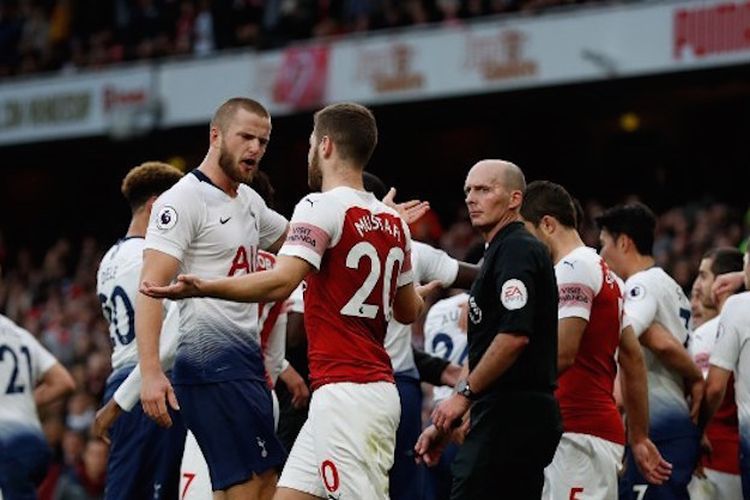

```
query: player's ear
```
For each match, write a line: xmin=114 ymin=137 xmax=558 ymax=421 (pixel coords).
xmin=209 ymin=125 xmax=221 ymax=149
xmin=541 ymin=215 xmax=556 ymax=235
xmin=616 ymin=233 xmax=631 ymax=253
xmin=320 ymin=135 xmax=334 ymax=159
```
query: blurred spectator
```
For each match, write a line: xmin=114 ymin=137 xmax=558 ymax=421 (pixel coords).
xmin=0 ymin=0 xmax=624 ymax=77
xmin=53 ymin=437 xmax=108 ymax=500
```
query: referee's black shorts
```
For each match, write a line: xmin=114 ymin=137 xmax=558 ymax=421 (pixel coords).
xmin=451 ymin=392 xmax=562 ymax=500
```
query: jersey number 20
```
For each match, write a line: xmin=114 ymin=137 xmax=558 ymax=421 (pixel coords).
xmin=340 ymin=242 xmax=404 ymax=321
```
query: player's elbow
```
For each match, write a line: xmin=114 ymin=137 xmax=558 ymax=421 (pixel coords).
xmin=45 ymin=363 xmax=76 ymax=401
xmin=393 ymin=304 xmax=419 ymax=325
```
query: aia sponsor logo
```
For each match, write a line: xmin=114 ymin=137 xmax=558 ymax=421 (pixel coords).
xmin=464 ymin=30 xmax=537 ymax=81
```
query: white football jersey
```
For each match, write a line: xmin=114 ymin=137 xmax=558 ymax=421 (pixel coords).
xmin=689 ymin=316 xmax=720 ymax=379
xmin=424 ymin=293 xmax=469 ymax=402
xmin=624 ymin=267 xmax=693 ymax=439
xmin=0 ymin=315 xmax=57 ymax=434
xmin=710 ymin=292 xmax=750 ymax=444
xmin=146 ymin=171 xmax=287 ymax=384
xmin=385 ymin=241 xmax=459 ymax=375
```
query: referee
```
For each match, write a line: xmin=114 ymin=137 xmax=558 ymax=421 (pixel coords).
xmin=423 ymin=160 xmax=562 ymax=499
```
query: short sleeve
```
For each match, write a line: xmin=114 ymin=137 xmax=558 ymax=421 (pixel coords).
xmin=397 ymin=219 xmax=414 ymax=288
xmin=413 ymin=241 xmax=458 ymax=287
xmin=251 ymin=190 xmax=288 ymax=251
xmin=555 ymin=258 xmax=598 ymax=322
xmin=710 ymin=299 xmax=743 ymax=371
xmin=623 ymin=280 xmax=658 ymax=337
xmin=19 ymin=328 xmax=57 ymax=383
xmin=492 ymin=240 xmax=540 ymax=337
xmin=145 ymin=185 xmax=202 ymax=262
xmin=278 ymin=194 xmax=338 ymax=271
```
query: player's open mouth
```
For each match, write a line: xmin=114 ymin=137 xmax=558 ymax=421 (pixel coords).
xmin=241 ymin=159 xmax=256 ymax=168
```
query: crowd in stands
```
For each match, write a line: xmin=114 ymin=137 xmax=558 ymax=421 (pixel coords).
xmin=0 ymin=197 xmax=745 ymax=498
xmin=2 ymin=0 xmax=622 ymax=78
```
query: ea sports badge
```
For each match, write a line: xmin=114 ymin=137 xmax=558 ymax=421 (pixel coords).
xmin=156 ymin=205 xmax=178 ymax=230
xmin=501 ymin=279 xmax=528 ymax=310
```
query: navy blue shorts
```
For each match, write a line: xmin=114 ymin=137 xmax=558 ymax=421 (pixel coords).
xmin=391 ymin=374 xmax=425 ymax=500
xmin=103 ymin=367 xmax=187 ymax=500
xmin=175 ymin=379 xmax=286 ymax=491
xmin=740 ymin=434 xmax=750 ymax=499
xmin=0 ymin=427 xmax=50 ymax=500
xmin=619 ymin=434 xmax=699 ymax=499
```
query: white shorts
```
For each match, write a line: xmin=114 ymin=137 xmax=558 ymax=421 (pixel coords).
xmin=178 ymin=390 xmax=279 ymax=499
xmin=278 ymin=381 xmax=400 ymax=500
xmin=688 ymin=468 xmax=742 ymax=500
xmin=542 ymin=432 xmax=624 ymax=499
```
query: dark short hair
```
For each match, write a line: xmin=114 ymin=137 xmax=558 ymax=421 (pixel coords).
xmin=520 ymin=180 xmax=577 ymax=229
xmin=121 ymin=162 xmax=184 ymax=211
xmin=249 ymin=170 xmax=276 ymax=208
xmin=703 ymin=247 xmax=744 ymax=276
xmin=595 ymin=202 xmax=656 ymax=255
xmin=362 ymin=172 xmax=388 ymax=200
xmin=211 ymin=97 xmax=269 ymax=132
xmin=313 ymin=102 xmax=377 ymax=167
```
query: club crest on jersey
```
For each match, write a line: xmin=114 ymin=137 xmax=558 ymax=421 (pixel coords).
xmin=501 ymin=279 xmax=527 ymax=310
xmin=628 ymin=284 xmax=646 ymax=301
xmin=156 ymin=205 xmax=178 ymax=230
xmin=468 ymin=296 xmax=482 ymax=324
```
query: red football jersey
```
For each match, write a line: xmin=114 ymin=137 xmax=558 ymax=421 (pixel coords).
xmin=555 ymin=246 xmax=626 ymax=445
xmin=279 ymin=187 xmax=413 ymax=390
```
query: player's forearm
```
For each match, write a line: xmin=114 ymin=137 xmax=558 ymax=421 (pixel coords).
xmin=34 ymin=363 xmax=75 ymax=407
xmin=619 ymin=350 xmax=650 ymax=442
xmin=699 ymin=367 xmax=729 ymax=430
xmin=467 ymin=332 xmax=528 ymax=395
xmin=203 ymin=269 xmax=295 ymax=303
xmin=136 ymin=295 xmax=165 ymax=373
xmin=654 ymin=344 xmax=703 ymax=383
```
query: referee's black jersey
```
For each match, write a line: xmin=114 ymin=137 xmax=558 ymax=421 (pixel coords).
xmin=467 ymin=221 xmax=559 ymax=398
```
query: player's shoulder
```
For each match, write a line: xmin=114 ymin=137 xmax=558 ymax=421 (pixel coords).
xmin=625 ymin=267 xmax=661 ymax=299
xmin=556 ymin=246 xmax=600 ymax=276
xmin=722 ymin=292 xmax=750 ymax=321
xmin=0 ymin=314 xmax=33 ymax=344
xmin=693 ymin=315 xmax=719 ymax=339
xmin=429 ymin=292 xmax=468 ymax=316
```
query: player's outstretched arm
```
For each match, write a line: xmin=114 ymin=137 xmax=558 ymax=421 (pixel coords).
xmin=34 ymin=362 xmax=75 ymax=407
xmin=639 ymin=322 xmax=704 ymax=422
xmin=415 ymin=424 xmax=450 ymax=467
xmin=619 ymin=326 xmax=672 ymax=484
xmin=392 ymin=282 xmax=430 ymax=325
xmin=141 ymin=255 xmax=311 ymax=304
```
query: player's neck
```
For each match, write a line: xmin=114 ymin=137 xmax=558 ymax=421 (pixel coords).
xmin=126 ymin=210 xmax=148 ymax=238
xmin=321 ymin=162 xmax=365 ymax=193
xmin=551 ymin=229 xmax=584 ymax=264
xmin=199 ymin=160 xmax=240 ymax=197
xmin=623 ymin=254 xmax=656 ymax=279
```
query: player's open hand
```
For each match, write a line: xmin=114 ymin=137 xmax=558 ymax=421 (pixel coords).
xmin=415 ymin=424 xmax=450 ymax=467
xmin=140 ymin=274 xmax=205 ymax=300
xmin=91 ymin=398 xmax=122 ymax=445
xmin=141 ymin=369 xmax=180 ymax=428
xmin=631 ymin=437 xmax=673 ymax=485
xmin=382 ymin=188 xmax=430 ymax=225
xmin=432 ymin=393 xmax=471 ymax=433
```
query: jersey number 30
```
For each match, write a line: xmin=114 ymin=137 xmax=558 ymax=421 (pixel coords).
xmin=341 ymin=242 xmax=404 ymax=321
xmin=99 ymin=286 xmax=135 ymax=347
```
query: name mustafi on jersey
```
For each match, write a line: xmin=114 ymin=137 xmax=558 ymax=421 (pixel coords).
xmin=354 ymin=214 xmax=402 ymax=241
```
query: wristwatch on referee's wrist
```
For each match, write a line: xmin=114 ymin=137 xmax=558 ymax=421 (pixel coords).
xmin=455 ymin=378 xmax=476 ymax=401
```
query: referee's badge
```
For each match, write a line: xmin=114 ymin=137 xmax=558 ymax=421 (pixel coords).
xmin=501 ymin=279 xmax=528 ymax=310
